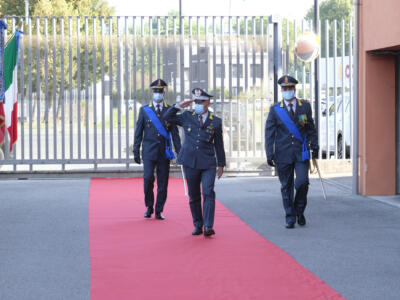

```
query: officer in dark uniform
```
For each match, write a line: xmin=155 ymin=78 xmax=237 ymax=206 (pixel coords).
xmin=265 ymin=75 xmax=319 ymax=228
xmin=133 ymin=79 xmax=181 ymax=220
xmin=164 ymin=88 xmax=226 ymax=237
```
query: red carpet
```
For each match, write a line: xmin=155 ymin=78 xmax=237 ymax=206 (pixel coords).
xmin=89 ymin=178 xmax=343 ymax=300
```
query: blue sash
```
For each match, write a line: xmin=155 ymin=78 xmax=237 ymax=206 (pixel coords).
xmin=274 ymin=105 xmax=310 ymax=161
xmin=143 ymin=106 xmax=175 ymax=160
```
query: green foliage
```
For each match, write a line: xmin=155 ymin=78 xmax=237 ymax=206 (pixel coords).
xmin=0 ymin=0 xmax=39 ymax=16
xmin=305 ymin=0 xmax=353 ymax=57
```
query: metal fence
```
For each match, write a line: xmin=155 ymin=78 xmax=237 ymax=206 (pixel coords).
xmin=0 ymin=15 xmax=353 ymax=174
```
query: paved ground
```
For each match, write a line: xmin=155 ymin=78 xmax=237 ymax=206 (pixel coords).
xmin=0 ymin=176 xmax=399 ymax=300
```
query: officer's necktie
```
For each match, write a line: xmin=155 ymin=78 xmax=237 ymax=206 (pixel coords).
xmin=288 ymin=103 xmax=295 ymax=118
xmin=156 ymin=104 xmax=161 ymax=116
xmin=198 ymin=115 xmax=203 ymax=126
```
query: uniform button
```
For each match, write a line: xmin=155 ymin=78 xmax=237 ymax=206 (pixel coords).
xmin=291 ymin=142 xmax=294 ymax=144
xmin=291 ymin=135 xmax=294 ymax=138
xmin=197 ymin=140 xmax=199 ymax=143
xmin=198 ymin=134 xmax=200 ymax=136
xmin=196 ymin=146 xmax=199 ymax=149
xmin=158 ymin=133 xmax=160 ymax=136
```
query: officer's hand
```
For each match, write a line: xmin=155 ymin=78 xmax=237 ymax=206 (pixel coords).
xmin=267 ymin=158 xmax=275 ymax=167
xmin=311 ymin=149 xmax=319 ymax=159
xmin=134 ymin=153 xmax=141 ymax=164
xmin=217 ymin=166 xmax=224 ymax=179
xmin=177 ymin=100 xmax=194 ymax=109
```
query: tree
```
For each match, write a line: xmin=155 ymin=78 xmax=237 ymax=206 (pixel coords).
xmin=0 ymin=0 xmax=39 ymax=16
xmin=305 ymin=0 xmax=353 ymax=57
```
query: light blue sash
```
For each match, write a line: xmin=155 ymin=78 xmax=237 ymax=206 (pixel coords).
xmin=143 ymin=106 xmax=175 ymax=160
xmin=274 ymin=105 xmax=310 ymax=161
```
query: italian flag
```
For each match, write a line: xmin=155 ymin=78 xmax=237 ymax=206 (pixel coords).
xmin=3 ymin=31 xmax=22 ymax=152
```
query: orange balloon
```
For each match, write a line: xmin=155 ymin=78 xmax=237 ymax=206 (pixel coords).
xmin=295 ymin=32 xmax=320 ymax=63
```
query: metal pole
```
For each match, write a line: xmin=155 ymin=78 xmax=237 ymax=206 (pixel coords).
xmin=314 ymin=0 xmax=320 ymax=142
xmin=352 ymin=0 xmax=359 ymax=194
xmin=179 ymin=0 xmax=182 ymax=34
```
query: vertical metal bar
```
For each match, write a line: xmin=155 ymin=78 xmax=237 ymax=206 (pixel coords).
xmin=293 ymin=20 xmax=297 ymax=79
xmin=60 ymin=17 xmax=66 ymax=170
xmin=228 ymin=16 xmax=233 ymax=160
xmin=349 ymin=19 xmax=353 ymax=160
xmin=141 ymin=16 xmax=145 ymax=106
xmin=100 ymin=17 xmax=105 ymax=159
xmin=244 ymin=17 xmax=249 ymax=155
xmin=333 ymin=20 xmax=338 ymax=158
xmin=156 ymin=16 xmax=161 ymax=80
xmin=84 ymin=17 xmax=89 ymax=160
xmin=341 ymin=19 xmax=346 ymax=159
xmin=68 ymin=17 xmax=73 ymax=160
xmin=236 ymin=17 xmax=241 ymax=159
xmin=35 ymin=17 xmax=41 ymax=160
xmin=220 ymin=17 xmax=225 ymax=119
xmin=77 ymin=17 xmax=82 ymax=159
xmin=19 ymin=17 xmax=25 ymax=163
xmin=180 ymin=16 xmax=185 ymax=102
xmin=261 ymin=17 xmax=266 ymax=157
xmin=93 ymin=17 xmax=98 ymax=167
xmin=325 ymin=19 xmax=330 ymax=159
xmin=318 ymin=19 xmax=322 ymax=159
xmin=204 ymin=16 xmax=208 ymax=92
xmin=212 ymin=16 xmax=216 ymax=109
xmin=124 ymin=16 xmax=130 ymax=166
xmin=52 ymin=17 xmax=57 ymax=161
xmin=196 ymin=16 xmax=200 ymax=91
xmin=133 ymin=17 xmax=137 ymax=125
xmin=173 ymin=16 xmax=177 ymax=101
xmin=286 ymin=20 xmax=289 ymax=74
xmin=149 ymin=17 xmax=153 ymax=85
xmin=302 ymin=20 xmax=306 ymax=99
xmin=28 ymin=18 xmax=34 ymax=167
xmin=109 ymin=17 xmax=114 ymax=159
xmin=189 ymin=17 xmax=193 ymax=95
xmin=117 ymin=17 xmax=122 ymax=160
xmin=44 ymin=17 xmax=49 ymax=160
xmin=252 ymin=17 xmax=256 ymax=156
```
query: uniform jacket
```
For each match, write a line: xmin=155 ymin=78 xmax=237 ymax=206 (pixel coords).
xmin=164 ymin=106 xmax=226 ymax=169
xmin=133 ymin=102 xmax=181 ymax=161
xmin=265 ymin=99 xmax=318 ymax=164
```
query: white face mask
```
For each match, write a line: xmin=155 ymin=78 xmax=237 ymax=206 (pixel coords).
xmin=153 ymin=93 xmax=164 ymax=102
xmin=282 ymin=90 xmax=295 ymax=100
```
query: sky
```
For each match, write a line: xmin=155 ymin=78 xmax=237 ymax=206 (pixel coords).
xmin=108 ymin=0 xmax=316 ymax=20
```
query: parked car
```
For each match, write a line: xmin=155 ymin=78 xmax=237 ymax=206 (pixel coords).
xmin=319 ymin=95 xmax=351 ymax=158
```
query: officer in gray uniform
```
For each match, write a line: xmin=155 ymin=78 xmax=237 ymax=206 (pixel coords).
xmin=164 ymin=88 xmax=226 ymax=237
xmin=133 ymin=79 xmax=181 ymax=220
xmin=265 ymin=75 xmax=319 ymax=228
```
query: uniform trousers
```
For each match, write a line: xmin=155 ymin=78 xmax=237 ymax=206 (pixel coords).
xmin=184 ymin=166 xmax=216 ymax=228
xmin=143 ymin=158 xmax=170 ymax=213
xmin=276 ymin=160 xmax=309 ymax=224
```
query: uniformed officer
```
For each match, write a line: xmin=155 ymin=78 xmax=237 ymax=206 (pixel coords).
xmin=133 ymin=79 xmax=181 ymax=220
xmin=265 ymin=75 xmax=319 ymax=228
xmin=164 ymin=88 xmax=226 ymax=237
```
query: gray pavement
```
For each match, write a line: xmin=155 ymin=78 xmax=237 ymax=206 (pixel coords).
xmin=215 ymin=176 xmax=400 ymax=300
xmin=0 ymin=176 xmax=399 ymax=300
xmin=0 ymin=179 xmax=90 ymax=300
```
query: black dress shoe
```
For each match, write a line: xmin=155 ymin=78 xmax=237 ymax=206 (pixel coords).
xmin=204 ymin=227 xmax=215 ymax=237
xmin=192 ymin=227 xmax=203 ymax=235
xmin=155 ymin=212 xmax=165 ymax=220
xmin=297 ymin=214 xmax=306 ymax=226
xmin=285 ymin=223 xmax=295 ymax=229
xmin=144 ymin=207 xmax=154 ymax=218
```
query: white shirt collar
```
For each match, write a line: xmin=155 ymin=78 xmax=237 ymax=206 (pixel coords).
xmin=153 ymin=101 xmax=164 ymax=111
xmin=284 ymin=98 xmax=296 ymax=112
xmin=199 ymin=111 xmax=209 ymax=123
